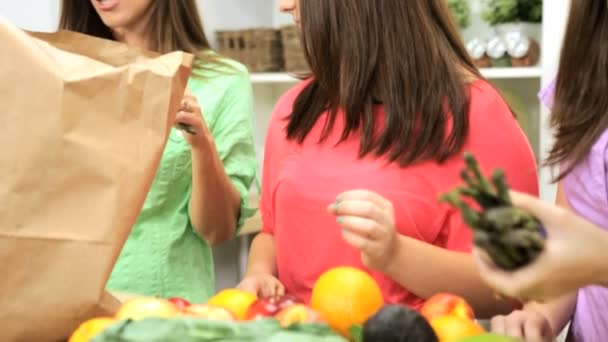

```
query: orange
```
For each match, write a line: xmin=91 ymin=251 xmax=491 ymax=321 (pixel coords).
xmin=207 ymin=289 xmax=257 ymax=320
xmin=430 ymin=315 xmax=485 ymax=342
xmin=310 ymin=267 xmax=384 ymax=338
xmin=68 ymin=317 xmax=115 ymax=342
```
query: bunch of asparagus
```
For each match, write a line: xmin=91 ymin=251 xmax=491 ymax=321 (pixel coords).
xmin=440 ymin=153 xmax=545 ymax=270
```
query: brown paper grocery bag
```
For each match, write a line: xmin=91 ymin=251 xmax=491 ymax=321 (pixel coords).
xmin=0 ymin=17 xmax=193 ymax=341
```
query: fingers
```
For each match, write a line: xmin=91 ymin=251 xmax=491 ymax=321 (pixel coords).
xmin=180 ymin=97 xmax=200 ymax=113
xmin=524 ymin=313 xmax=554 ymax=342
xmin=491 ymin=310 xmax=552 ymax=342
xmin=175 ymin=111 xmax=200 ymax=126
xmin=338 ymin=216 xmax=379 ymax=240
xmin=473 ymin=247 xmax=553 ymax=302
xmin=239 ymin=275 xmax=285 ymax=299
xmin=340 ymin=226 xmax=370 ymax=250
xmin=260 ymin=277 xmax=285 ymax=299
xmin=490 ymin=315 xmax=507 ymax=336
xmin=335 ymin=190 xmax=392 ymax=210
xmin=329 ymin=199 xmax=383 ymax=221
xmin=491 ymin=313 xmax=524 ymax=339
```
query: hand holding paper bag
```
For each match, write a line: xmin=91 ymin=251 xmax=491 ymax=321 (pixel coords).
xmin=0 ymin=17 xmax=192 ymax=341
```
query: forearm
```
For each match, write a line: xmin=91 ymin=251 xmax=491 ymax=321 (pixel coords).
xmin=190 ymin=137 xmax=241 ymax=246
xmin=525 ymin=293 xmax=577 ymax=336
xmin=245 ymin=233 xmax=278 ymax=276
xmin=595 ymin=230 xmax=608 ymax=287
xmin=385 ymin=235 xmax=514 ymax=318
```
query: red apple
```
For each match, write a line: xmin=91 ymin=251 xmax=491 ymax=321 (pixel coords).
xmin=274 ymin=294 xmax=302 ymax=310
xmin=183 ymin=304 xmax=236 ymax=321
xmin=245 ymin=298 xmax=280 ymax=320
xmin=421 ymin=293 xmax=475 ymax=321
xmin=168 ymin=297 xmax=191 ymax=311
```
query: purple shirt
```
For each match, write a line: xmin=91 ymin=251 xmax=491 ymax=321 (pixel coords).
xmin=540 ymin=81 xmax=608 ymax=342
xmin=562 ymin=129 xmax=608 ymax=342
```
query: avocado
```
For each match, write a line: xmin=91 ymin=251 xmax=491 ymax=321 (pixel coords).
xmin=457 ymin=333 xmax=523 ymax=342
xmin=362 ymin=305 xmax=438 ymax=342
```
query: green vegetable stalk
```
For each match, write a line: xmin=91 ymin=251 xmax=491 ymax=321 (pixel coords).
xmin=440 ymin=153 xmax=545 ymax=271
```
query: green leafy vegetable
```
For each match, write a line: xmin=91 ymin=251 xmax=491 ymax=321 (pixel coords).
xmin=92 ymin=318 xmax=347 ymax=342
xmin=349 ymin=324 xmax=363 ymax=342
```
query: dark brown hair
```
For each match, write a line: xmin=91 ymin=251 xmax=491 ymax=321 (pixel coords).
xmin=547 ymin=0 xmax=608 ymax=180
xmin=287 ymin=0 xmax=481 ymax=166
xmin=59 ymin=0 xmax=228 ymax=75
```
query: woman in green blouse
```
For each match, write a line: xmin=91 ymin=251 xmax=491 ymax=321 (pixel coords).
xmin=59 ymin=0 xmax=257 ymax=303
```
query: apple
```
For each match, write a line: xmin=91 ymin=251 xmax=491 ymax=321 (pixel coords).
xmin=420 ymin=293 xmax=475 ymax=321
xmin=115 ymin=297 xmax=180 ymax=321
xmin=245 ymin=295 xmax=303 ymax=320
xmin=183 ymin=304 xmax=236 ymax=321
xmin=274 ymin=294 xmax=302 ymax=310
xmin=168 ymin=297 xmax=191 ymax=311
xmin=245 ymin=298 xmax=280 ymax=320
xmin=275 ymin=304 xmax=321 ymax=327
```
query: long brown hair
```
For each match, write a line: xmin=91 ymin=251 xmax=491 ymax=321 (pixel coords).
xmin=287 ymin=0 xmax=481 ymax=166
xmin=547 ymin=0 xmax=608 ymax=179
xmin=59 ymin=0 xmax=228 ymax=75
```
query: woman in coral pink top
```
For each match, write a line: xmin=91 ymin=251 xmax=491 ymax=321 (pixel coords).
xmin=238 ymin=0 xmax=538 ymax=318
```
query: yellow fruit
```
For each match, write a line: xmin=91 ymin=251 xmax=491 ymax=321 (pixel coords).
xmin=207 ymin=289 xmax=257 ymax=320
xmin=68 ymin=317 xmax=115 ymax=342
xmin=115 ymin=297 xmax=180 ymax=321
xmin=430 ymin=315 xmax=485 ymax=342
xmin=275 ymin=304 xmax=322 ymax=327
xmin=182 ymin=304 xmax=236 ymax=321
xmin=311 ymin=267 xmax=384 ymax=338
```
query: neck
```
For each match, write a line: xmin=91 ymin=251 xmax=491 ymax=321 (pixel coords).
xmin=114 ymin=28 xmax=150 ymax=50
xmin=112 ymin=15 xmax=152 ymax=50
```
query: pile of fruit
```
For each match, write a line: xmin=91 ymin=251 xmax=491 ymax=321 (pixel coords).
xmin=69 ymin=267 xmax=520 ymax=342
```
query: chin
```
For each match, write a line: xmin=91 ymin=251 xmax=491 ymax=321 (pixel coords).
xmin=96 ymin=13 xmax=132 ymax=30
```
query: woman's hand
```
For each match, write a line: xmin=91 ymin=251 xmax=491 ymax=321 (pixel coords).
xmin=473 ymin=191 xmax=608 ymax=302
xmin=175 ymin=89 xmax=212 ymax=149
xmin=490 ymin=308 xmax=554 ymax=342
xmin=237 ymin=273 xmax=285 ymax=299
xmin=329 ymin=190 xmax=399 ymax=271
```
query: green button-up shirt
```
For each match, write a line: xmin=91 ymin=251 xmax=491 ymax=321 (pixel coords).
xmin=106 ymin=57 xmax=257 ymax=303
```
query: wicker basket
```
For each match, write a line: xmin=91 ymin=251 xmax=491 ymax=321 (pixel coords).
xmin=215 ymin=30 xmax=247 ymax=65
xmin=216 ymin=28 xmax=284 ymax=72
xmin=280 ymin=25 xmax=310 ymax=73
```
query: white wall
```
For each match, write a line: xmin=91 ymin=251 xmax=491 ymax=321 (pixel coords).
xmin=0 ymin=0 xmax=59 ymax=31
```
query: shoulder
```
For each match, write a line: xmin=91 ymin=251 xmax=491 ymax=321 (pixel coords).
xmin=269 ymin=79 xmax=312 ymax=125
xmin=263 ymin=79 xmax=312 ymax=154
xmin=468 ymin=80 xmax=510 ymax=112
xmin=189 ymin=53 xmax=251 ymax=95
xmin=465 ymin=79 xmax=521 ymax=133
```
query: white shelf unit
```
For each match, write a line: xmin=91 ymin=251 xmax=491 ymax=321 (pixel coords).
xmin=250 ymin=67 xmax=544 ymax=84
